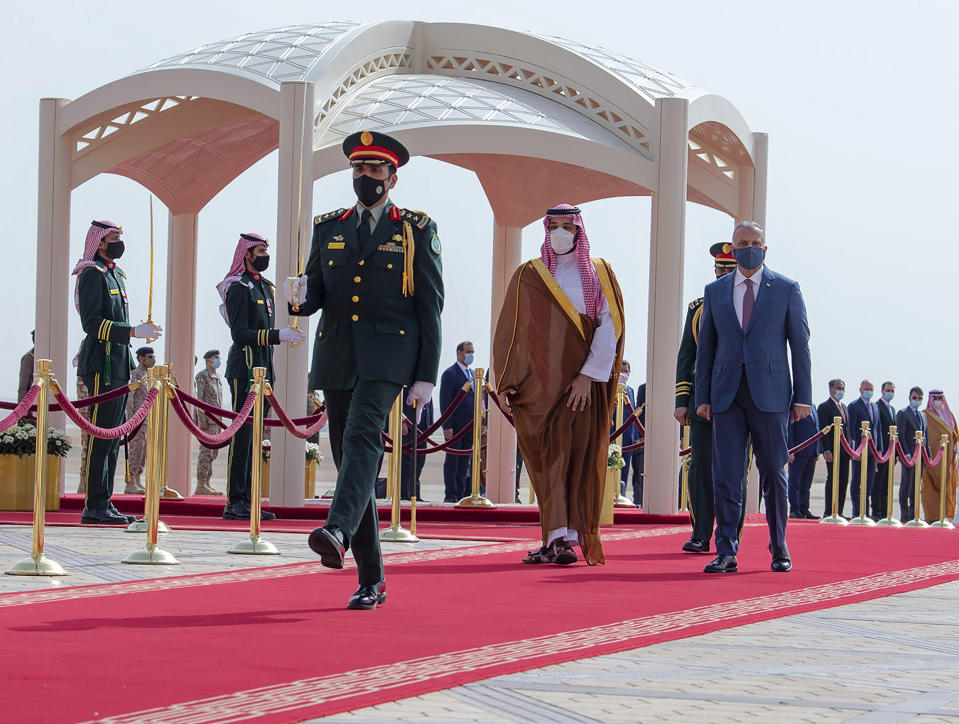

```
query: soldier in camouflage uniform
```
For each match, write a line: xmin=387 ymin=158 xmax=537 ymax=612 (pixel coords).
xmin=287 ymin=130 xmax=444 ymax=610
xmin=72 ymin=220 xmax=161 ymax=524
xmin=674 ymin=242 xmax=746 ymax=553
xmin=194 ymin=349 xmax=225 ymax=495
xmin=123 ymin=346 xmax=154 ymax=494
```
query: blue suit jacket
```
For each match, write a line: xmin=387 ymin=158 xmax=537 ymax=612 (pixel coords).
xmin=439 ymin=362 xmax=475 ymax=432
xmin=610 ymin=385 xmax=639 ymax=446
xmin=847 ymin=397 xmax=880 ymax=463
xmin=695 ymin=266 xmax=811 ymax=414
xmin=788 ymin=405 xmax=820 ymax=458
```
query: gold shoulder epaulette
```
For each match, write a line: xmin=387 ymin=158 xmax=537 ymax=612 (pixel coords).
xmin=314 ymin=208 xmax=349 ymax=225
xmin=115 ymin=267 xmax=127 ymax=279
xmin=402 ymin=209 xmax=430 ymax=230
xmin=688 ymin=297 xmax=703 ymax=310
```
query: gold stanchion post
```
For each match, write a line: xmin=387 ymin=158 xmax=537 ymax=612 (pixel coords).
xmin=380 ymin=392 xmax=418 ymax=541
xmin=930 ymin=434 xmax=955 ymax=529
xmin=849 ymin=421 xmax=876 ymax=526
xmin=904 ymin=429 xmax=929 ymax=528
xmin=458 ymin=368 xmax=496 ymax=508
xmin=157 ymin=363 xmax=183 ymax=500
xmin=127 ymin=365 xmax=171 ymax=534
xmin=6 ymin=360 xmax=67 ymax=576
xmin=229 ymin=368 xmax=280 ymax=554
xmin=679 ymin=425 xmax=690 ymax=512
xmin=877 ymin=425 xmax=902 ymax=527
xmin=124 ymin=366 xmax=178 ymax=564
xmin=614 ymin=382 xmax=633 ymax=507
xmin=821 ymin=416 xmax=849 ymax=525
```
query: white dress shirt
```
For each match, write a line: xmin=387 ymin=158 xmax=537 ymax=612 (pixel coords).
xmin=456 ymin=359 xmax=471 ymax=380
xmin=733 ymin=264 xmax=764 ymax=328
xmin=553 ymin=253 xmax=616 ymax=382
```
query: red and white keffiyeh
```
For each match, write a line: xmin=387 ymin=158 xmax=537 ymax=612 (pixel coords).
xmin=540 ymin=203 xmax=600 ymax=320
xmin=216 ymin=233 xmax=268 ymax=323
xmin=72 ymin=220 xmax=122 ymax=311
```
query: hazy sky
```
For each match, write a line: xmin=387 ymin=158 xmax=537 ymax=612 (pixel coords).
xmin=2 ymin=0 xmax=957 ymax=409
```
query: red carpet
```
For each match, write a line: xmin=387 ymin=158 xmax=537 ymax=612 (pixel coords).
xmin=2 ymin=523 xmax=958 ymax=722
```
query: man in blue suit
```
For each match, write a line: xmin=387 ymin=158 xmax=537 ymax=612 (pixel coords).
xmin=787 ymin=404 xmax=820 ymax=519
xmin=613 ymin=361 xmax=640 ymax=498
xmin=847 ymin=380 xmax=879 ymax=518
xmin=439 ymin=341 xmax=476 ymax=502
xmin=695 ymin=221 xmax=812 ymax=574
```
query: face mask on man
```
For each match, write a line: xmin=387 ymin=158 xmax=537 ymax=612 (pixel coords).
xmin=142 ymin=357 xmax=155 ymax=369
xmin=105 ymin=240 xmax=125 ymax=259
xmin=549 ymin=228 xmax=576 ymax=255
xmin=463 ymin=353 xmax=474 ymax=366
xmin=211 ymin=358 xmax=221 ymax=370
xmin=833 ymin=389 xmax=844 ymax=401
xmin=862 ymin=390 xmax=873 ymax=402
xmin=910 ymin=399 xmax=922 ymax=410
xmin=252 ymin=255 xmax=270 ymax=272
xmin=932 ymin=399 xmax=944 ymax=410
xmin=882 ymin=391 xmax=894 ymax=402
xmin=620 ymin=371 xmax=629 ymax=383
xmin=733 ymin=245 xmax=764 ymax=270
xmin=353 ymin=173 xmax=389 ymax=207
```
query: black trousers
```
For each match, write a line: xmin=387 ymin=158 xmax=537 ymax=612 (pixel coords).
xmin=788 ymin=454 xmax=817 ymax=515
xmin=226 ymin=377 xmax=272 ymax=506
xmin=630 ymin=450 xmax=645 ymax=505
xmin=400 ymin=421 xmax=427 ymax=500
xmin=81 ymin=374 xmax=127 ymax=511
xmin=899 ymin=461 xmax=922 ymax=521
xmin=442 ymin=430 xmax=471 ymax=501
xmin=823 ymin=452 xmax=850 ymax=517
xmin=323 ymin=382 xmax=402 ymax=587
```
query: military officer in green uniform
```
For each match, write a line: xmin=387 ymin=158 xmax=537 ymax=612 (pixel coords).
xmin=286 ymin=130 xmax=444 ymax=610
xmin=72 ymin=220 xmax=161 ymax=524
xmin=674 ymin=242 xmax=745 ymax=552
xmin=217 ymin=232 xmax=304 ymax=520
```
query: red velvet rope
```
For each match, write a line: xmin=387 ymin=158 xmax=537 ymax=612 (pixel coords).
xmin=173 ymin=386 xmax=324 ymax=428
xmin=384 ymin=418 xmax=475 ymax=455
xmin=0 ymin=385 xmax=40 ymax=432
xmin=0 ymin=383 xmax=132 ymax=412
xmin=265 ymin=389 xmax=329 ymax=439
xmin=53 ymin=386 xmax=158 ymax=440
xmin=484 ymin=386 xmax=514 ymax=425
xmin=169 ymin=390 xmax=256 ymax=447
xmin=622 ymin=440 xmax=644 ymax=453
xmin=922 ymin=442 xmax=946 ymax=468
xmin=839 ymin=434 xmax=869 ymax=461
xmin=623 ymin=398 xmax=646 ymax=436
xmin=896 ymin=439 xmax=921 ymax=468
xmin=867 ymin=436 xmax=895 ymax=465
xmin=421 ymin=384 xmax=472 ymax=437
xmin=790 ymin=427 xmax=829 ymax=456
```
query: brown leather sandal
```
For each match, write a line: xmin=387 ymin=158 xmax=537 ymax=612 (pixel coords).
xmin=521 ymin=544 xmax=555 ymax=564
xmin=553 ymin=540 xmax=579 ymax=565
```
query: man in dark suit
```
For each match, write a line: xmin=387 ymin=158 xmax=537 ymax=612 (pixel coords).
xmin=695 ymin=221 xmax=812 ymax=574
xmin=439 ymin=340 xmax=475 ymax=502
xmin=400 ymin=391 xmax=433 ymax=501
xmin=787 ymin=404 xmax=820 ymax=518
xmin=288 ymin=130 xmax=444 ymax=610
xmin=873 ymin=381 xmax=897 ymax=519
xmin=818 ymin=379 xmax=852 ymax=517
xmin=895 ymin=386 xmax=928 ymax=521
xmin=632 ymin=381 xmax=646 ymax=506
xmin=614 ymin=360 xmax=640 ymax=499
xmin=847 ymin=380 xmax=879 ymax=519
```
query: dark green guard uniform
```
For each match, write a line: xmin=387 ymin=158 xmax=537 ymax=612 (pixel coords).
xmin=72 ymin=220 xmax=155 ymax=524
xmin=289 ymin=130 xmax=443 ymax=609
xmin=675 ymin=243 xmax=746 ymax=552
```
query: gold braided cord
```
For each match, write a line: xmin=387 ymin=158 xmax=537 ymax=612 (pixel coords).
xmin=402 ymin=220 xmax=415 ymax=297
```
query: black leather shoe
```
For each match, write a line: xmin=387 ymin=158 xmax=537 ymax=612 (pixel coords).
xmin=682 ymin=538 xmax=710 ymax=553
xmin=81 ymin=507 xmax=129 ymax=525
xmin=769 ymin=543 xmax=792 ymax=572
xmin=803 ymin=511 xmax=820 ymax=520
xmin=788 ymin=511 xmax=804 ymax=519
xmin=222 ymin=503 xmax=276 ymax=520
xmin=347 ymin=582 xmax=386 ymax=610
xmin=109 ymin=503 xmax=136 ymax=523
xmin=704 ymin=554 xmax=738 ymax=573
xmin=308 ymin=526 xmax=346 ymax=569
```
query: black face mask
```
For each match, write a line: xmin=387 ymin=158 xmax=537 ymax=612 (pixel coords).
xmin=353 ymin=173 xmax=389 ymax=208
xmin=105 ymin=240 xmax=125 ymax=259
xmin=251 ymin=255 xmax=270 ymax=272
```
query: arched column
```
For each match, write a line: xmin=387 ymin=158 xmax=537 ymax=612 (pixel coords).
xmin=35 ymin=98 xmax=72 ymax=494
xmin=164 ymin=211 xmax=199 ymax=496
xmin=486 ymin=221 xmax=523 ymax=504
xmin=270 ymin=81 xmax=315 ymax=506
xmin=643 ymin=97 xmax=689 ymax=514
xmin=751 ymin=133 xmax=768 ymax=229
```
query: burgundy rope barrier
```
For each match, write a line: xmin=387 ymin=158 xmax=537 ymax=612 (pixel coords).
xmin=867 ymin=436 xmax=895 ymax=465
xmin=623 ymin=399 xmax=646 ymax=436
xmin=622 ymin=440 xmax=645 ymax=453
xmin=53 ymin=385 xmax=157 ymax=440
xmin=169 ymin=389 xmax=256 ymax=448
xmin=896 ymin=439 xmax=921 ymax=468
xmin=173 ymin=386 xmax=324 ymax=427
xmin=839 ymin=434 xmax=869 ymax=462
xmin=384 ymin=418 xmax=475 ymax=455
xmin=266 ymin=390 xmax=329 ymax=439
xmin=609 ymin=413 xmax=643 ymax=442
xmin=921 ymin=442 xmax=946 ymax=468
xmin=419 ymin=384 xmax=472 ymax=438
xmin=484 ymin=385 xmax=514 ymax=425
xmin=0 ymin=383 xmax=132 ymax=412
xmin=790 ymin=427 xmax=829 ymax=456
xmin=0 ymin=385 xmax=40 ymax=432
xmin=679 ymin=446 xmax=691 ymax=456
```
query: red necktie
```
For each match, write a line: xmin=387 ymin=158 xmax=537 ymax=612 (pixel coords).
xmin=741 ymin=278 xmax=755 ymax=330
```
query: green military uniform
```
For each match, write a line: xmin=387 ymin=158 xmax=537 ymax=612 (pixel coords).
xmin=224 ymin=270 xmax=278 ymax=509
xmin=676 ymin=244 xmax=748 ymax=550
xmin=293 ymin=200 xmax=444 ymax=587
xmin=194 ymin=363 xmax=224 ymax=494
xmin=124 ymin=363 xmax=150 ymax=489
xmin=76 ymin=257 xmax=135 ymax=512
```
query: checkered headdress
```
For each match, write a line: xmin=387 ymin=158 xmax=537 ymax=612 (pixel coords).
xmin=540 ymin=204 xmax=600 ymax=320
xmin=216 ymin=233 xmax=268 ymax=323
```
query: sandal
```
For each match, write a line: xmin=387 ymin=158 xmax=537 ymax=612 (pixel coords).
xmin=553 ymin=540 xmax=579 ymax=565
xmin=521 ymin=544 xmax=555 ymax=564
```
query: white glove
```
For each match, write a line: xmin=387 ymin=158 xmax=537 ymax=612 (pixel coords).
xmin=283 ymin=275 xmax=308 ymax=307
xmin=406 ymin=381 xmax=434 ymax=422
xmin=278 ymin=327 xmax=304 ymax=345
xmin=132 ymin=322 xmax=162 ymax=339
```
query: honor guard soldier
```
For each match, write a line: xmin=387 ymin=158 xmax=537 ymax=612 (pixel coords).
xmin=123 ymin=345 xmax=156 ymax=494
xmin=285 ymin=130 xmax=444 ymax=610
xmin=72 ymin=220 xmax=162 ymax=524
xmin=194 ymin=349 xmax=226 ymax=496
xmin=674 ymin=242 xmax=745 ymax=552
xmin=217 ymin=234 xmax=304 ymax=520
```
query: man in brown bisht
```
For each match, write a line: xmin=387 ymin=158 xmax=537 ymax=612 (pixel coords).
xmin=921 ymin=389 xmax=958 ymax=522
xmin=493 ymin=204 xmax=624 ymax=566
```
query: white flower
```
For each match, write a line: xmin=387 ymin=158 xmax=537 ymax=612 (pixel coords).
xmin=14 ymin=431 xmax=28 ymax=440
xmin=2 ymin=435 xmax=13 ymax=444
